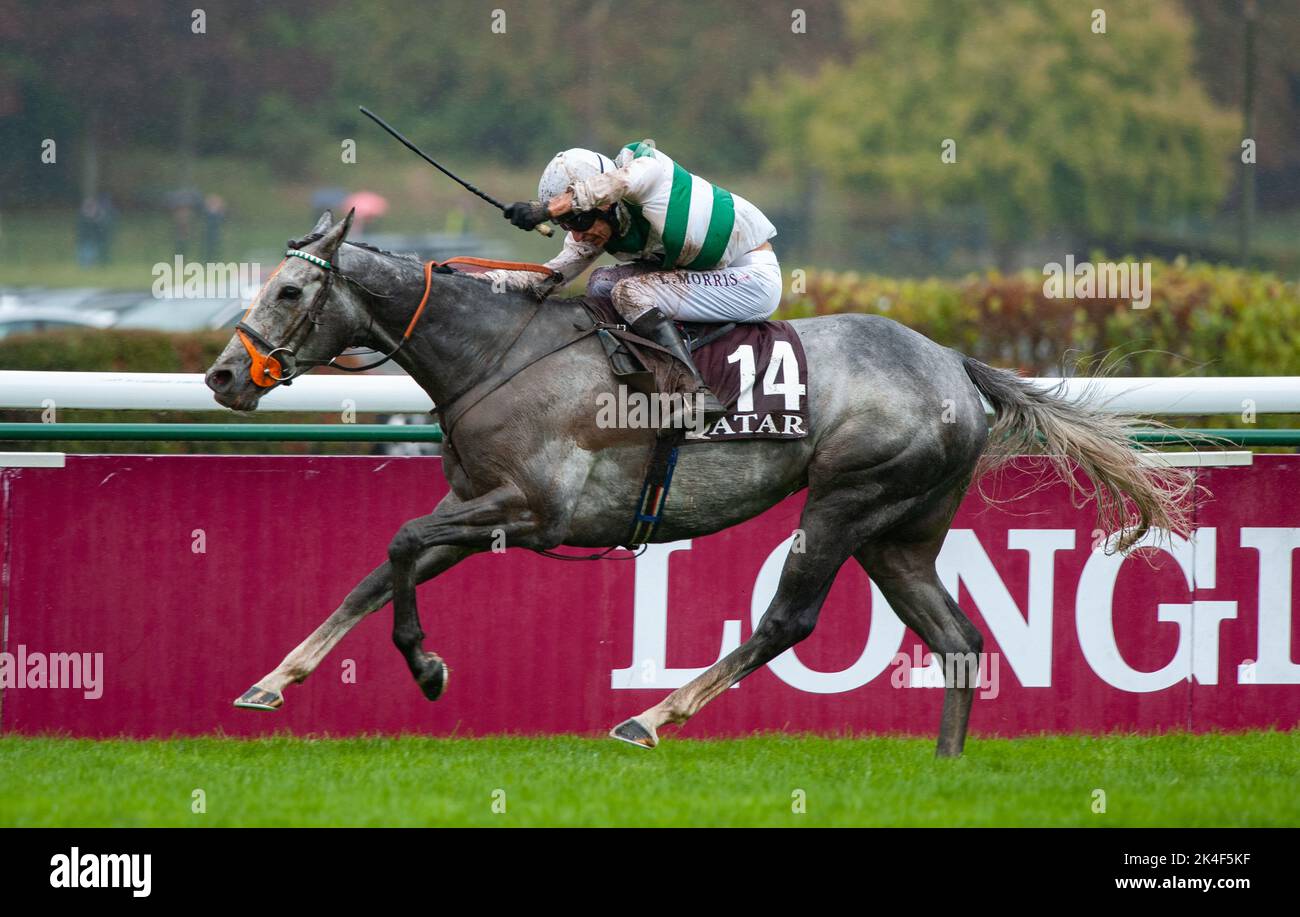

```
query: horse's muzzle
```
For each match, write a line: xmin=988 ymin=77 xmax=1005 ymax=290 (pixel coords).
xmin=205 ymin=364 xmax=261 ymax=411
xmin=205 ymin=365 xmax=235 ymax=394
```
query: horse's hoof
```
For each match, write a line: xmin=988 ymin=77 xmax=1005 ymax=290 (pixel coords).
xmin=234 ymin=686 xmax=283 ymax=711
xmin=609 ymin=716 xmax=658 ymax=748
xmin=415 ymin=654 xmax=449 ymax=702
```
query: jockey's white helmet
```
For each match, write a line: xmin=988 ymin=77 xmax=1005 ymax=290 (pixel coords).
xmin=538 ymin=148 xmax=617 ymax=202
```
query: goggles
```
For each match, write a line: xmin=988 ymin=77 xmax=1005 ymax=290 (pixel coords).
xmin=555 ymin=209 xmax=604 ymax=232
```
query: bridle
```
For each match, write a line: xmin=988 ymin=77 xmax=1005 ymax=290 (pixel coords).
xmin=235 ymin=248 xmax=436 ymax=387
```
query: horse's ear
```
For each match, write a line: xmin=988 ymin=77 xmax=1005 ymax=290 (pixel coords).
xmin=316 ymin=208 xmax=355 ymax=262
xmin=311 ymin=210 xmax=334 ymax=236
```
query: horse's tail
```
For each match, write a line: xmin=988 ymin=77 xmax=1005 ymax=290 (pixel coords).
xmin=961 ymin=355 xmax=1194 ymax=552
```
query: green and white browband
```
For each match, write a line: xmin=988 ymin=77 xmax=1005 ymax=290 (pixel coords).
xmin=285 ymin=249 xmax=333 ymax=270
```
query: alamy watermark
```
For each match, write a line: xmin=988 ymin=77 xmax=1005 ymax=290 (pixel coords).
xmin=889 ymin=647 xmax=1001 ymax=699
xmin=595 ymin=385 xmax=709 ymax=432
xmin=0 ymin=644 xmax=104 ymax=699
xmin=152 ymin=256 xmax=261 ymax=299
xmin=50 ymin=848 xmax=150 ymax=897
xmin=1042 ymin=255 xmax=1151 ymax=309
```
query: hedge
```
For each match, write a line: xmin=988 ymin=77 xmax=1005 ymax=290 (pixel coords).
xmin=778 ymin=257 xmax=1300 ymax=379
xmin=2 ymin=258 xmax=1297 ymax=452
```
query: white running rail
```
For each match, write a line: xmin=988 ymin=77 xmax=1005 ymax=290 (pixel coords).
xmin=1 ymin=370 xmax=1299 ymax=415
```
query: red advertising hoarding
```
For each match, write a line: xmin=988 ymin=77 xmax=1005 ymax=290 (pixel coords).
xmin=1 ymin=454 xmax=1296 ymax=737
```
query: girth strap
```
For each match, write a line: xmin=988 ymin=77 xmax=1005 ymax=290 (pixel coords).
xmin=535 ymin=428 xmax=685 ymax=561
xmin=624 ymin=430 xmax=685 ymax=548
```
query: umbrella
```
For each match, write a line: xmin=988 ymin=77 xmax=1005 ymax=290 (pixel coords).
xmin=342 ymin=190 xmax=389 ymax=221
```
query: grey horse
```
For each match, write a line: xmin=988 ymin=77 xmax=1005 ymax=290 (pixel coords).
xmin=205 ymin=211 xmax=1191 ymax=756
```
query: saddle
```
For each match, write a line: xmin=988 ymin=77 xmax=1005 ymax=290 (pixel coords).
xmin=579 ymin=296 xmax=734 ymax=403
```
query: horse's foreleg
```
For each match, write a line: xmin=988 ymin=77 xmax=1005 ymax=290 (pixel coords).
xmin=388 ymin=488 xmax=556 ymax=701
xmin=234 ymin=545 xmax=476 ymax=710
xmin=611 ymin=508 xmax=852 ymax=748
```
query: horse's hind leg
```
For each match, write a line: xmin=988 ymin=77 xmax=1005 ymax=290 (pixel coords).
xmin=234 ymin=545 xmax=477 ymax=710
xmin=855 ymin=538 xmax=984 ymax=757
xmin=610 ymin=501 xmax=856 ymax=747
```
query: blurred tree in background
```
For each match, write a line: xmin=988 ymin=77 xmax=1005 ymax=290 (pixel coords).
xmin=0 ymin=0 xmax=843 ymax=202
xmin=751 ymin=0 xmax=1237 ymax=266
xmin=0 ymin=0 xmax=329 ymax=202
xmin=0 ymin=0 xmax=1295 ymax=276
xmin=1182 ymin=0 xmax=1300 ymax=208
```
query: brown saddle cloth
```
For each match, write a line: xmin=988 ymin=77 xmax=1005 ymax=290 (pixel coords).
xmin=580 ymin=297 xmax=810 ymax=443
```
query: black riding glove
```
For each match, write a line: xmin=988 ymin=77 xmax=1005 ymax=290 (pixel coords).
xmin=503 ymin=200 xmax=550 ymax=231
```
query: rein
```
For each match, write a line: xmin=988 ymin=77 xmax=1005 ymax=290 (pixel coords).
xmin=236 ymin=250 xmax=438 ymax=387
xmin=434 ymin=308 xmax=684 ymax=441
xmin=438 ymin=296 xmax=682 ymax=430
xmin=235 ymin=250 xmax=688 ymax=562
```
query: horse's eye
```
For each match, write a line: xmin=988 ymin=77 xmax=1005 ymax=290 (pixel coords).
xmin=280 ymin=285 xmax=302 ymax=301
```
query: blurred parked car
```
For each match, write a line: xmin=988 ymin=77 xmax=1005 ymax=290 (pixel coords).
xmin=0 ymin=305 xmax=117 ymax=338
xmin=115 ymin=297 xmax=244 ymax=331
xmin=0 ymin=287 xmax=106 ymax=312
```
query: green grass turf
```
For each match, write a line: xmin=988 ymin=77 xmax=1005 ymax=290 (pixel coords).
xmin=0 ymin=731 xmax=1294 ymax=827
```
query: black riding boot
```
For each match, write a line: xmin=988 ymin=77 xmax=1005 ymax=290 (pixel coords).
xmin=630 ymin=308 xmax=727 ymax=429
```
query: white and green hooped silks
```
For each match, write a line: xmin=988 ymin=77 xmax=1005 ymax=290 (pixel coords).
xmin=586 ymin=141 xmax=777 ymax=271
xmin=623 ymin=140 xmax=733 ymax=270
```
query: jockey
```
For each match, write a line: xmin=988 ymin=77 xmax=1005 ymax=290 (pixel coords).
xmin=491 ymin=141 xmax=782 ymax=418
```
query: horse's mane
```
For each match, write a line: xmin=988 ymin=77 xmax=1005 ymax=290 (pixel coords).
xmin=289 ymin=231 xmax=426 ymax=266
xmin=288 ymin=230 xmax=579 ymax=315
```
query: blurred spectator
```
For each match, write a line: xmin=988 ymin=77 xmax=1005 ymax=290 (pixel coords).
xmin=202 ymin=193 xmax=227 ymax=261
xmin=75 ymin=194 xmax=115 ymax=266
xmin=166 ymin=188 xmax=202 ymax=259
